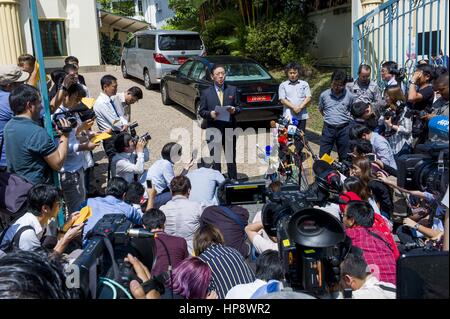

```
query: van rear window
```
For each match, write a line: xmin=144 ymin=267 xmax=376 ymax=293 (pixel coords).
xmin=158 ymin=35 xmax=203 ymax=51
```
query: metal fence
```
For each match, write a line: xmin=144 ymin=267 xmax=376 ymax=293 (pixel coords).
xmin=353 ymin=0 xmax=449 ymax=85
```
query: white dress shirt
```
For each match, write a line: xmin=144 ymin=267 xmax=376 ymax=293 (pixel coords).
xmin=160 ymin=195 xmax=204 ymax=254
xmin=339 ymin=275 xmax=396 ymax=299
xmin=111 ymin=151 xmax=146 ymax=183
xmin=93 ymin=92 xmax=128 ymax=132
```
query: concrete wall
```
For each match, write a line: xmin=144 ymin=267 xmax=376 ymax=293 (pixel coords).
xmin=308 ymin=4 xmax=352 ymax=68
xmin=20 ymin=0 xmax=101 ymax=68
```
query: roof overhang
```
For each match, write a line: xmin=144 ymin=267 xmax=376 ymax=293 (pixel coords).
xmin=99 ymin=9 xmax=154 ymax=33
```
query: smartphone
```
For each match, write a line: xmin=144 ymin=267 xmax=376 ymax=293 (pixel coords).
xmin=367 ymin=153 xmax=377 ymax=162
xmin=146 ymin=180 xmax=152 ymax=188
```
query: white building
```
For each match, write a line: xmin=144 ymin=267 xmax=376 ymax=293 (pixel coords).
xmin=109 ymin=0 xmax=175 ymax=28
xmin=0 ymin=0 xmax=102 ymax=69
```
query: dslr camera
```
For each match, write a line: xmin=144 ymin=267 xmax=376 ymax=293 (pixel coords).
xmin=128 ymin=121 xmax=151 ymax=143
xmin=397 ymin=116 xmax=449 ymax=195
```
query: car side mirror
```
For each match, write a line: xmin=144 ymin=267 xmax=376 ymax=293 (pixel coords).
xmin=171 ymin=70 xmax=179 ymax=75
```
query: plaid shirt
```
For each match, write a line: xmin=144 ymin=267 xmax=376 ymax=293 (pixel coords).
xmin=346 ymin=226 xmax=397 ymax=284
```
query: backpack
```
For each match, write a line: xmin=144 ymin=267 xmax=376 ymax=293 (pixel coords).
xmin=0 ymin=225 xmax=34 ymax=256
xmin=0 ymin=137 xmax=34 ymax=231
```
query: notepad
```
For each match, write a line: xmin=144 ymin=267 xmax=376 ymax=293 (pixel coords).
xmin=81 ymin=97 xmax=96 ymax=109
xmin=90 ymin=132 xmax=112 ymax=144
xmin=62 ymin=206 xmax=92 ymax=232
xmin=214 ymin=105 xmax=232 ymax=122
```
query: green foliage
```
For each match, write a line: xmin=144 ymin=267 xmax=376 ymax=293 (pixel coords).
xmin=246 ymin=15 xmax=317 ymax=67
xmin=100 ymin=33 xmax=121 ymax=65
xmin=167 ymin=0 xmax=201 ymax=31
xmin=98 ymin=0 xmax=135 ymax=16
xmin=166 ymin=0 xmax=318 ymax=68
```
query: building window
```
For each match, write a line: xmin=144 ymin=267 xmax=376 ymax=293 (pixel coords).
xmin=417 ymin=31 xmax=441 ymax=57
xmin=137 ymin=0 xmax=143 ymax=16
xmin=39 ymin=20 xmax=68 ymax=57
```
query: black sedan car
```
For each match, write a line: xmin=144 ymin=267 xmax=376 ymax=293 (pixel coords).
xmin=160 ymin=56 xmax=283 ymax=125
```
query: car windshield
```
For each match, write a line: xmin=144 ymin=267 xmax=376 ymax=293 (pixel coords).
xmin=158 ymin=34 xmax=203 ymax=51
xmin=222 ymin=63 xmax=272 ymax=81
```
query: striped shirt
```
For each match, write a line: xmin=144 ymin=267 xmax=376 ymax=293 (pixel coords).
xmin=198 ymin=244 xmax=255 ymax=299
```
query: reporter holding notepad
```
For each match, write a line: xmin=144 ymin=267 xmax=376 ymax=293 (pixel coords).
xmin=198 ymin=64 xmax=241 ymax=180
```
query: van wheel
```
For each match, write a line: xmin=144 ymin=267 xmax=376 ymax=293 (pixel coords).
xmin=121 ymin=62 xmax=129 ymax=79
xmin=144 ymin=69 xmax=154 ymax=90
xmin=161 ymin=82 xmax=173 ymax=105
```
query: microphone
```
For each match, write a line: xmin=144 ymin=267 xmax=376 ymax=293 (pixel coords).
xmin=126 ymin=228 xmax=154 ymax=238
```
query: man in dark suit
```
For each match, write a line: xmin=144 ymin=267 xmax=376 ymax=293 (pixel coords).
xmin=199 ymin=64 xmax=241 ymax=180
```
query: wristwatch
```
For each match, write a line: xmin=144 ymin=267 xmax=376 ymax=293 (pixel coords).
xmin=414 ymin=223 xmax=420 ymax=230
xmin=409 ymin=80 xmax=416 ymax=85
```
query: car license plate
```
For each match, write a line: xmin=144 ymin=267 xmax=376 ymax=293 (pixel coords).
xmin=178 ymin=57 xmax=187 ymax=64
xmin=247 ymin=95 xmax=271 ymax=103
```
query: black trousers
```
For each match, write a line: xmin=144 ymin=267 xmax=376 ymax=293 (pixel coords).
xmin=319 ymin=122 xmax=350 ymax=162
xmin=206 ymin=121 xmax=238 ymax=180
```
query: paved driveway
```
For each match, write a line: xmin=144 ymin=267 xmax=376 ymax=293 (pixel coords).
xmin=84 ymin=67 xmax=333 ymax=197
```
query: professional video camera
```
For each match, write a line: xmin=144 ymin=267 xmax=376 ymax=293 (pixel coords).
xmin=72 ymin=214 xmax=156 ymax=299
xmin=408 ymin=107 xmax=433 ymax=138
xmin=128 ymin=121 xmax=152 ymax=143
xmin=221 ymin=161 xmax=348 ymax=296
xmin=397 ymin=116 xmax=449 ymax=195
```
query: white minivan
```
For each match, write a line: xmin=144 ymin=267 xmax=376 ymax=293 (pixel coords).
xmin=121 ymin=30 xmax=206 ymax=89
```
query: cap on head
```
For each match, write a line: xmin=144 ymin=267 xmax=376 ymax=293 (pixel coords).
xmin=0 ymin=65 xmax=30 ymax=86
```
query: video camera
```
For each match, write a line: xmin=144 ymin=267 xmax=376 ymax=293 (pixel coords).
xmin=221 ymin=161 xmax=349 ymax=296
xmin=128 ymin=121 xmax=151 ymax=143
xmin=53 ymin=111 xmax=78 ymax=133
xmin=397 ymin=116 xmax=449 ymax=195
xmin=72 ymin=214 xmax=156 ymax=299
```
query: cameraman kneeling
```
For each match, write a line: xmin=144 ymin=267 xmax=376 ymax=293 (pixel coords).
xmin=0 ymin=184 xmax=82 ymax=255
xmin=111 ymin=132 xmax=149 ymax=184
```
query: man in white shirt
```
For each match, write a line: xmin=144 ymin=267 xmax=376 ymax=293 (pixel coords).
xmin=339 ymin=253 xmax=396 ymax=299
xmin=226 ymin=250 xmax=284 ymax=299
xmin=53 ymin=83 xmax=99 ymax=213
xmin=93 ymin=75 xmax=128 ymax=160
xmin=0 ymin=184 xmax=82 ymax=254
xmin=111 ymin=132 xmax=149 ymax=183
xmin=146 ymin=142 xmax=194 ymax=208
xmin=159 ymin=176 xmax=204 ymax=254
xmin=115 ymin=86 xmax=143 ymax=122
xmin=187 ymin=157 xmax=225 ymax=207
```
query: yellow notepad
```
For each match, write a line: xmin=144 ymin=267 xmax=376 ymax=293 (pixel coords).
xmin=81 ymin=97 xmax=96 ymax=109
xmin=90 ymin=132 xmax=112 ymax=144
xmin=62 ymin=206 xmax=92 ymax=232
xmin=320 ymin=153 xmax=335 ymax=165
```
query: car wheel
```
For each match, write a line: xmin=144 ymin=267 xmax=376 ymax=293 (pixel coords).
xmin=121 ymin=62 xmax=129 ymax=79
xmin=195 ymin=100 xmax=206 ymax=129
xmin=161 ymin=82 xmax=173 ymax=105
xmin=144 ymin=70 xmax=153 ymax=90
